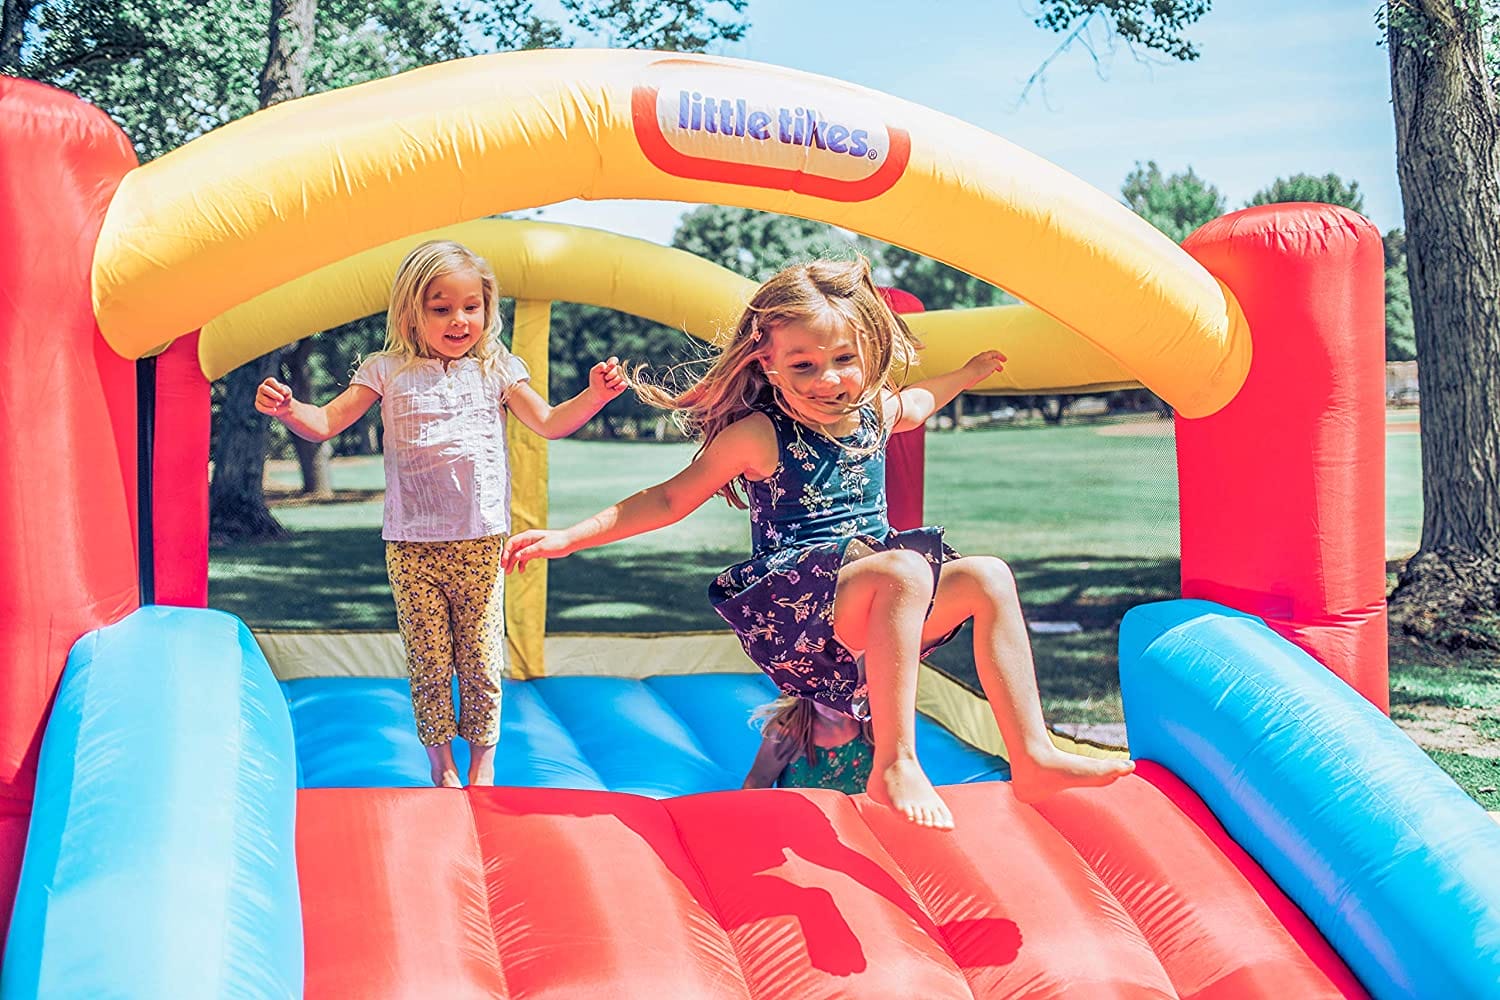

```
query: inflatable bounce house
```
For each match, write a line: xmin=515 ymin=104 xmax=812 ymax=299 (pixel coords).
xmin=3 ymin=49 xmax=1500 ymax=998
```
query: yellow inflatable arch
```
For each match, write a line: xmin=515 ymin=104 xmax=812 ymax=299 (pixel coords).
xmin=94 ymin=48 xmax=1250 ymax=416
xmin=201 ymin=217 xmax=1148 ymax=395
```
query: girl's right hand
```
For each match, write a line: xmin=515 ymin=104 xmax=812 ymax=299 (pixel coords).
xmin=255 ymin=377 xmax=294 ymax=417
xmin=502 ymin=529 xmax=573 ymax=573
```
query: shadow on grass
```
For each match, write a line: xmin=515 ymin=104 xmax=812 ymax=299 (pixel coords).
xmin=926 ymin=555 xmax=1179 ymax=725
xmin=544 ymin=547 xmax=744 ymax=632
xmin=212 ymin=527 xmax=395 ymax=630
xmin=212 ymin=532 xmax=1177 ymax=725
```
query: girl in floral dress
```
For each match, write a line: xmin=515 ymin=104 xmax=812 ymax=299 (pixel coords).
xmin=503 ymin=257 xmax=1132 ymax=829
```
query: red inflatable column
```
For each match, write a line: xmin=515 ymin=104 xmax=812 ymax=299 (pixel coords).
xmin=153 ymin=332 xmax=211 ymax=606
xmin=1178 ymin=205 xmax=1388 ymax=709
xmin=879 ymin=287 xmax=926 ymax=531
xmin=0 ymin=79 xmax=140 ymax=941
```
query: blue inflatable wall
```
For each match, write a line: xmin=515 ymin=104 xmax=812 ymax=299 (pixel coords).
xmin=3 ymin=607 xmax=302 ymax=999
xmin=1120 ymin=599 xmax=1500 ymax=999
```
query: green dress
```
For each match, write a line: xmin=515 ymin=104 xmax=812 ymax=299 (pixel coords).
xmin=777 ymin=737 xmax=873 ymax=794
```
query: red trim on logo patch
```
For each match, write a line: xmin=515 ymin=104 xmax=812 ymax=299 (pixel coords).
xmin=631 ymin=85 xmax=910 ymax=203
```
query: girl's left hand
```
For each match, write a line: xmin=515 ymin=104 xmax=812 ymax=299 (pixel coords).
xmin=964 ymin=350 xmax=1008 ymax=385
xmin=589 ymin=357 xmax=628 ymax=401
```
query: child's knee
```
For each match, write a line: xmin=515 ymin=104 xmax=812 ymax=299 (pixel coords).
xmin=872 ymin=548 xmax=933 ymax=591
xmin=969 ymin=555 xmax=1016 ymax=596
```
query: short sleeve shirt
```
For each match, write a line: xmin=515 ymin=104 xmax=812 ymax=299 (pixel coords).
xmin=351 ymin=352 xmax=530 ymax=541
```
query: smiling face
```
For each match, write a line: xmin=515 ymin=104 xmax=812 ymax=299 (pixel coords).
xmin=760 ymin=310 xmax=869 ymax=431
xmin=417 ymin=268 xmax=487 ymax=361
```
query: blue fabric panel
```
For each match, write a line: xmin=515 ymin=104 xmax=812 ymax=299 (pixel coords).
xmin=3 ymin=607 xmax=302 ymax=1000
xmin=492 ymin=679 xmax=607 ymax=791
xmin=915 ymin=714 xmax=1013 ymax=785
xmin=285 ymin=676 xmax=605 ymax=790
xmin=528 ymin=676 xmax=743 ymax=797
xmin=283 ymin=671 xmax=1009 ymax=794
xmin=643 ymin=672 xmax=782 ymax=777
xmin=1120 ymin=599 xmax=1500 ymax=999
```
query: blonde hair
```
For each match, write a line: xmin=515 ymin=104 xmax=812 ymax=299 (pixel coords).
xmin=635 ymin=255 xmax=922 ymax=507
xmin=374 ymin=240 xmax=511 ymax=372
xmin=751 ymin=695 xmax=874 ymax=766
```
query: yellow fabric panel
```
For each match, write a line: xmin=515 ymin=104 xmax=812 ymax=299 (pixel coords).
xmin=196 ymin=219 xmax=754 ymax=379
xmin=505 ymin=299 xmax=550 ymax=679
xmin=916 ymin=665 xmax=1129 ymax=762
xmin=904 ymin=305 xmax=1148 ymax=397
xmin=196 ymin=216 xmax=1148 ymax=396
xmin=94 ymin=48 xmax=1249 ymax=416
xmin=255 ymin=629 xmax=756 ymax=681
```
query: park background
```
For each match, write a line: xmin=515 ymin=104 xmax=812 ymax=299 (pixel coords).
xmin=6 ymin=0 xmax=1495 ymax=806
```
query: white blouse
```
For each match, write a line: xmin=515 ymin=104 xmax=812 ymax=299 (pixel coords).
xmin=352 ymin=352 xmax=531 ymax=542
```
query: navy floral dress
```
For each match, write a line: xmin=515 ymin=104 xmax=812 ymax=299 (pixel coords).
xmin=710 ymin=401 xmax=961 ymax=719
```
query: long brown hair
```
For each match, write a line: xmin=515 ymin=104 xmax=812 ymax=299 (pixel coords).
xmin=634 ymin=255 xmax=921 ymax=507
xmin=752 ymin=696 xmax=875 ymax=766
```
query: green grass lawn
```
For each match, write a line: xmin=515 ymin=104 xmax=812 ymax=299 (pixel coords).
xmin=219 ymin=411 xmax=1499 ymax=806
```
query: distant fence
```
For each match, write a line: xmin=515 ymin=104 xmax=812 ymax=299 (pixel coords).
xmin=1387 ymin=361 xmax=1418 ymax=406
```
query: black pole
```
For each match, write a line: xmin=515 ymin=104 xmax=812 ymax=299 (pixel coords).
xmin=137 ymin=356 xmax=156 ymax=605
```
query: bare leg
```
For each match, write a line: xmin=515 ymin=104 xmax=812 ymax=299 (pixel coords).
xmin=468 ymin=742 xmax=497 ymax=786
xmin=834 ymin=549 xmax=954 ymax=830
xmin=921 ymin=557 xmax=1133 ymax=803
xmin=425 ymin=742 xmax=463 ymax=788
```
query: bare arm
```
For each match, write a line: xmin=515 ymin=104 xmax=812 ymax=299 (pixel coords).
xmin=505 ymin=358 xmax=628 ymax=441
xmin=503 ymin=412 xmax=777 ymax=572
xmin=256 ymin=378 xmax=379 ymax=443
xmin=743 ymin=730 xmax=798 ymax=789
xmin=885 ymin=350 xmax=1007 ymax=433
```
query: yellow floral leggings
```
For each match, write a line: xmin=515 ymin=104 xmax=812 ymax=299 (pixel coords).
xmin=385 ymin=534 xmax=507 ymax=747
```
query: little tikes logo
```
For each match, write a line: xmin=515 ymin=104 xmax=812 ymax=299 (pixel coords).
xmin=632 ymin=59 xmax=910 ymax=202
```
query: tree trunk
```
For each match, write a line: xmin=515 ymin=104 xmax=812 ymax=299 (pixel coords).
xmin=287 ymin=338 xmax=332 ymax=496
xmin=0 ymin=0 xmax=35 ymax=71
xmin=207 ymin=0 xmax=318 ymax=541
xmin=257 ymin=0 xmax=317 ymax=107
xmin=1386 ymin=0 xmax=1500 ymax=648
xmin=209 ymin=352 xmax=289 ymax=542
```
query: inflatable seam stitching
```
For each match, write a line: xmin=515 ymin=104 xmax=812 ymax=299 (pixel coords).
xmin=463 ymin=792 xmax=514 ymax=995
xmin=661 ymin=801 xmax=758 ymax=999
xmin=855 ymin=807 xmax=977 ymax=996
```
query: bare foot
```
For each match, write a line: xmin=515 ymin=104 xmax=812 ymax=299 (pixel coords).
xmin=866 ymin=756 xmax=955 ymax=830
xmin=1009 ymin=750 xmax=1135 ymax=804
xmin=467 ymin=762 xmax=495 ymax=786
xmin=431 ymin=767 xmax=463 ymax=788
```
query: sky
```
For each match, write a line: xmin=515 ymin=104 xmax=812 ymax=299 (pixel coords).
xmin=521 ymin=0 xmax=1401 ymax=244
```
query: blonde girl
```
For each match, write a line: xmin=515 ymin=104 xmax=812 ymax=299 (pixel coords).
xmin=256 ymin=239 xmax=626 ymax=788
xmin=503 ymin=256 xmax=1131 ymax=828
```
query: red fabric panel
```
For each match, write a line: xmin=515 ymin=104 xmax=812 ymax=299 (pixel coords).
xmin=295 ymin=780 xmax=1369 ymax=999
xmin=886 ymin=427 xmax=926 ymax=531
xmin=665 ymin=788 xmax=974 ymax=1000
xmin=1178 ymin=205 xmax=1388 ymax=708
xmin=153 ymin=332 xmax=210 ymax=606
xmin=878 ymin=286 xmax=926 ymax=531
xmin=1033 ymin=763 xmax=1367 ymax=999
xmin=855 ymin=783 xmax=1177 ymax=998
xmin=297 ymin=789 xmax=509 ymax=1000
xmin=470 ymin=787 xmax=752 ymax=999
xmin=0 ymin=804 xmax=28 ymax=947
xmin=0 ymin=80 xmax=138 ymax=850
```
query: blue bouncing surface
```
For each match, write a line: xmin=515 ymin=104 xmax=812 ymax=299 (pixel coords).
xmin=282 ymin=672 xmax=1011 ymax=792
